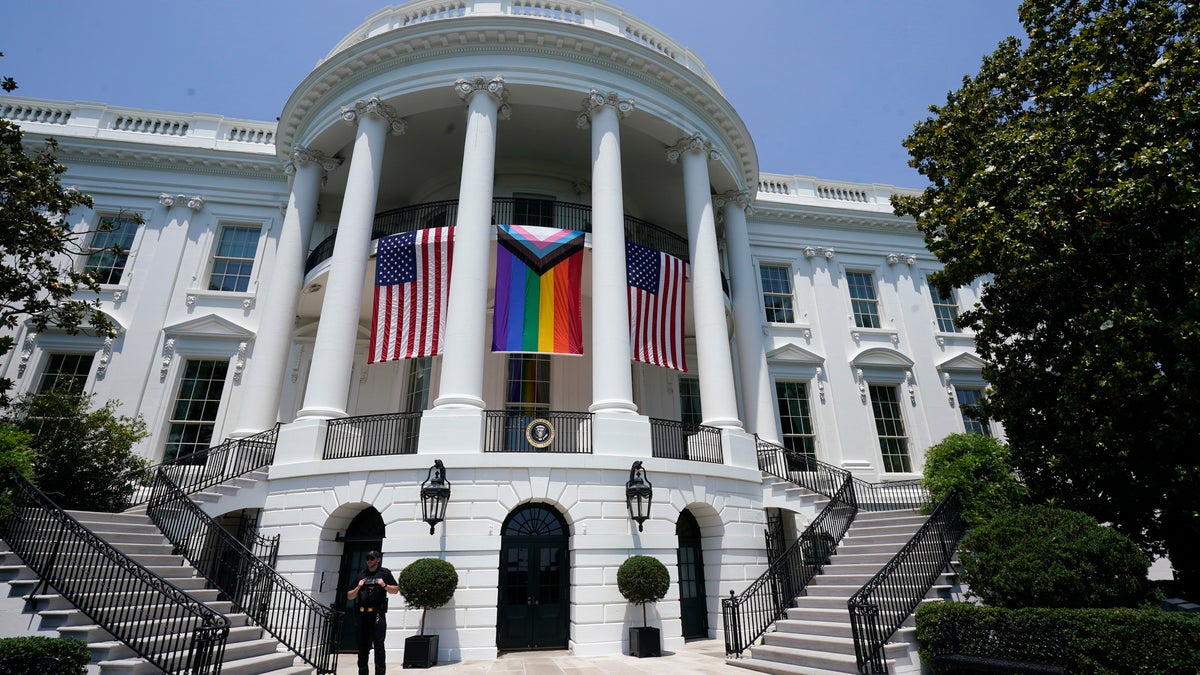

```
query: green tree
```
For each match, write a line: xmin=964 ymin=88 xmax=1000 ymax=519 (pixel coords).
xmin=616 ymin=555 xmax=670 ymax=628
xmin=397 ymin=558 xmax=458 ymax=636
xmin=893 ymin=0 xmax=1200 ymax=596
xmin=0 ymin=52 xmax=125 ymax=405
xmin=3 ymin=392 xmax=149 ymax=512
xmin=923 ymin=433 xmax=1027 ymax=527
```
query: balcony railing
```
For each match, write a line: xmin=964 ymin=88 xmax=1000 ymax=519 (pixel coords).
xmin=649 ymin=418 xmax=723 ymax=464
xmin=324 ymin=412 xmax=422 ymax=459
xmin=483 ymin=410 xmax=593 ymax=453
xmin=304 ymin=198 xmax=689 ymax=273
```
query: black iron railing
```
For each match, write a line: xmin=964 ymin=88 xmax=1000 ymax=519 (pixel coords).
xmin=0 ymin=472 xmax=229 ymax=674
xmin=849 ymin=492 xmax=965 ymax=673
xmin=147 ymin=470 xmax=341 ymax=673
xmin=324 ymin=412 xmax=422 ymax=459
xmin=482 ymin=410 xmax=593 ymax=453
xmin=303 ymin=198 xmax=690 ymax=273
xmin=852 ymin=477 xmax=928 ymax=512
xmin=756 ymin=435 xmax=852 ymax=499
xmin=649 ymin=418 xmax=723 ymax=464
xmin=128 ymin=425 xmax=279 ymax=508
xmin=723 ymin=475 xmax=858 ymax=656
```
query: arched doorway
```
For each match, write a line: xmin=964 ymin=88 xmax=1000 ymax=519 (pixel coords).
xmin=496 ymin=503 xmax=570 ymax=651
xmin=676 ymin=509 xmax=709 ymax=638
xmin=335 ymin=507 xmax=384 ymax=651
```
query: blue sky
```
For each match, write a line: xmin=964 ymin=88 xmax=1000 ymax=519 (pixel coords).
xmin=1 ymin=1 xmax=1022 ymax=188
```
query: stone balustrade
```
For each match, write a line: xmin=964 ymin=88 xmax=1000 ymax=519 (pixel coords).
xmin=1 ymin=95 xmax=277 ymax=153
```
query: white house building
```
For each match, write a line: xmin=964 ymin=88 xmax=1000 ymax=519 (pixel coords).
xmin=0 ymin=0 xmax=995 ymax=670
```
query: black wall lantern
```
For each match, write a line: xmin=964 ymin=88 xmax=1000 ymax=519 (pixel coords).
xmin=420 ymin=459 xmax=451 ymax=535
xmin=625 ymin=461 xmax=653 ymax=532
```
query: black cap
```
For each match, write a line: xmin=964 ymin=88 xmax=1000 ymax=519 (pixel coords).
xmin=366 ymin=550 xmax=381 ymax=559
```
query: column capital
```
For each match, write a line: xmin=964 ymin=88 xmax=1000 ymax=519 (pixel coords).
xmin=454 ymin=75 xmax=512 ymax=119
xmin=715 ymin=189 xmax=755 ymax=217
xmin=576 ymin=89 xmax=635 ymax=129
xmin=285 ymin=146 xmax=344 ymax=175
xmin=340 ymin=97 xmax=407 ymax=135
xmin=666 ymin=133 xmax=720 ymax=164
xmin=159 ymin=193 xmax=204 ymax=212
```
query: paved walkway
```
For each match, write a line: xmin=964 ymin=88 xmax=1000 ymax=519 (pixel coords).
xmin=336 ymin=639 xmax=733 ymax=674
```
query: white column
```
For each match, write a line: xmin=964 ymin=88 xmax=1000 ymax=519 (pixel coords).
xmin=298 ymin=98 xmax=405 ymax=419
xmin=719 ymin=190 xmax=778 ymax=442
xmin=434 ymin=76 xmax=509 ymax=410
xmin=667 ymin=134 xmax=741 ymax=428
xmin=234 ymin=148 xmax=340 ymax=435
xmin=580 ymin=90 xmax=637 ymax=414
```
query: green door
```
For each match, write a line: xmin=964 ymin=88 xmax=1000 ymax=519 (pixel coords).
xmin=497 ymin=504 xmax=569 ymax=650
xmin=334 ymin=508 xmax=384 ymax=651
xmin=677 ymin=510 xmax=708 ymax=638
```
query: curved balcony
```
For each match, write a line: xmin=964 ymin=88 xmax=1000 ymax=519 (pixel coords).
xmin=303 ymin=198 xmax=689 ymax=274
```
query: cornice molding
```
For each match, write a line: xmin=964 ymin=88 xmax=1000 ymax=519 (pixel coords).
xmin=276 ymin=16 xmax=757 ymax=189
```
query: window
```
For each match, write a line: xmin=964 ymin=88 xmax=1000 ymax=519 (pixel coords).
xmin=759 ymin=263 xmax=795 ymax=323
xmin=847 ymin=271 xmax=881 ymax=328
xmin=505 ymin=354 xmax=550 ymax=412
xmin=679 ymin=376 xmax=701 ymax=426
xmin=929 ymin=278 xmax=960 ymax=333
xmin=165 ymin=359 xmax=229 ymax=463
xmin=37 ymin=353 xmax=94 ymax=394
xmin=84 ymin=215 xmax=139 ymax=285
xmin=869 ymin=384 xmax=912 ymax=472
xmin=404 ymin=357 xmax=432 ymax=413
xmin=956 ymin=387 xmax=990 ymax=436
xmin=512 ymin=197 xmax=556 ymax=228
xmin=776 ymin=381 xmax=816 ymax=462
xmin=208 ymin=225 xmax=259 ymax=292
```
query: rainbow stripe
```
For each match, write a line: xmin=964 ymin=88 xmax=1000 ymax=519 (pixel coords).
xmin=492 ymin=225 xmax=584 ymax=354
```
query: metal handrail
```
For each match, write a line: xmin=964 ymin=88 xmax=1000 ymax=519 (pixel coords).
xmin=1 ymin=472 xmax=229 ymax=674
xmin=851 ymin=476 xmax=928 ymax=512
xmin=482 ymin=410 xmax=593 ymax=453
xmin=649 ymin=418 xmax=723 ymax=464
xmin=303 ymin=197 xmax=690 ymax=273
xmin=755 ymin=435 xmax=853 ymax=498
xmin=147 ymin=469 xmax=342 ymax=673
xmin=722 ymin=474 xmax=858 ymax=656
xmin=324 ymin=412 xmax=422 ymax=459
xmin=849 ymin=492 xmax=965 ymax=673
xmin=127 ymin=425 xmax=280 ymax=509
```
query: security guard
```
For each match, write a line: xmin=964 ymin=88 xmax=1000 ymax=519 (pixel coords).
xmin=346 ymin=550 xmax=398 ymax=675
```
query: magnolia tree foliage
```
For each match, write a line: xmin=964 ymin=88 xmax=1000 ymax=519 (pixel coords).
xmin=0 ymin=53 xmax=123 ymax=405
xmin=893 ymin=0 xmax=1200 ymax=595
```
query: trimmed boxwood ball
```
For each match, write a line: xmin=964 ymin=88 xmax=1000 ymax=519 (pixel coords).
xmin=617 ymin=555 xmax=670 ymax=627
xmin=398 ymin=557 xmax=458 ymax=635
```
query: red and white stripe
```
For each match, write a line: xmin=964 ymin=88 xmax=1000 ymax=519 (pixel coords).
xmin=368 ymin=227 xmax=453 ymax=363
xmin=628 ymin=252 xmax=688 ymax=372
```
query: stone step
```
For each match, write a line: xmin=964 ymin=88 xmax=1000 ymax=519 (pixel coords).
xmin=775 ymin=619 xmax=852 ymax=639
xmin=747 ymin=643 xmax=861 ymax=673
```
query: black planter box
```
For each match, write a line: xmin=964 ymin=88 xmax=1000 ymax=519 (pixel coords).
xmin=629 ymin=626 xmax=661 ymax=658
xmin=403 ymin=634 xmax=439 ymax=669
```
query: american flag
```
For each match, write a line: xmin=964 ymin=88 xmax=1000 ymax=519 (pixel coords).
xmin=368 ymin=227 xmax=453 ymax=363
xmin=627 ymin=242 xmax=688 ymax=372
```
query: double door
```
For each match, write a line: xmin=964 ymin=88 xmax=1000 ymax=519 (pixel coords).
xmin=497 ymin=523 xmax=569 ymax=650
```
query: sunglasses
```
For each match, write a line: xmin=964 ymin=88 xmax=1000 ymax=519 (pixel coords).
xmin=366 ymin=555 xmax=379 ymax=560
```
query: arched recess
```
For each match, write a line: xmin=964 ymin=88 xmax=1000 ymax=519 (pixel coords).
xmin=496 ymin=503 xmax=570 ymax=652
xmin=335 ymin=506 xmax=385 ymax=651
xmin=676 ymin=509 xmax=708 ymax=638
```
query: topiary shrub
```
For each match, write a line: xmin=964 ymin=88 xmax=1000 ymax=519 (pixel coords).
xmin=617 ymin=555 xmax=670 ymax=628
xmin=923 ymin=433 xmax=1027 ymax=527
xmin=0 ymin=635 xmax=89 ymax=673
xmin=397 ymin=557 xmax=458 ymax=635
xmin=960 ymin=505 xmax=1152 ymax=609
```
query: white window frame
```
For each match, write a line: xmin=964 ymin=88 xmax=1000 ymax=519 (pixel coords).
xmin=82 ymin=213 xmax=142 ymax=286
xmin=846 ymin=269 xmax=882 ymax=329
xmin=928 ymin=276 xmax=962 ymax=334
xmin=207 ymin=223 xmax=262 ymax=293
xmin=774 ymin=379 xmax=817 ymax=460
xmin=758 ymin=261 xmax=797 ymax=324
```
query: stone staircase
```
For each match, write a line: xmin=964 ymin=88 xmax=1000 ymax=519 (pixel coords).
xmin=0 ymin=510 xmax=312 ymax=675
xmin=124 ymin=469 xmax=270 ymax=517
xmin=729 ymin=510 xmax=953 ymax=675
